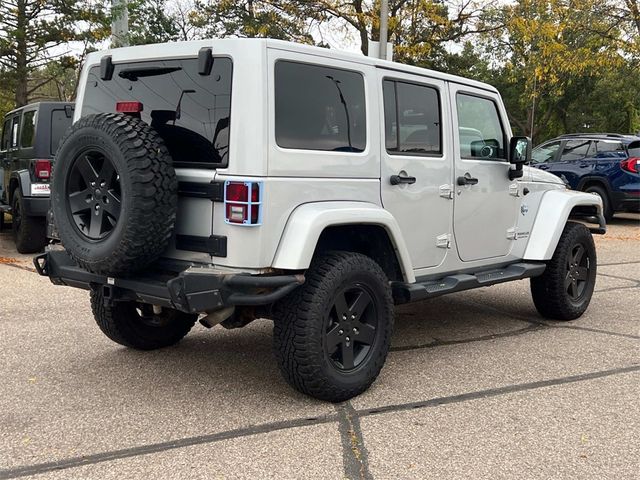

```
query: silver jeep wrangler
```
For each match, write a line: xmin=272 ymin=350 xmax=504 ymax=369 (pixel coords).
xmin=36 ymin=39 xmax=606 ymax=402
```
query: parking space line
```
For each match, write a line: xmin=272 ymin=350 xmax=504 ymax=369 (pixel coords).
xmin=335 ymin=402 xmax=373 ymax=480
xmin=2 ymin=365 xmax=638 ymax=480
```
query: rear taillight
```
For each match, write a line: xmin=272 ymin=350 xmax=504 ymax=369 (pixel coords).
xmin=116 ymin=101 xmax=143 ymax=113
xmin=621 ymin=157 xmax=639 ymax=174
xmin=224 ymin=181 xmax=262 ymax=226
xmin=34 ymin=159 xmax=51 ymax=179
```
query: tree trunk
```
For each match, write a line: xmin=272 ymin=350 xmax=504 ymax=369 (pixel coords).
xmin=15 ymin=0 xmax=28 ymax=106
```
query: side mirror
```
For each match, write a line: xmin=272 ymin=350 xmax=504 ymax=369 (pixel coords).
xmin=508 ymin=136 xmax=532 ymax=180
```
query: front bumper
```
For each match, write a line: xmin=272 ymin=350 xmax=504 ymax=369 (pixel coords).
xmin=34 ymin=250 xmax=305 ymax=313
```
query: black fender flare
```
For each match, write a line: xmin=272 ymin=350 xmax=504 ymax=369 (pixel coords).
xmin=8 ymin=169 xmax=31 ymax=203
xmin=576 ymin=176 xmax=612 ymax=196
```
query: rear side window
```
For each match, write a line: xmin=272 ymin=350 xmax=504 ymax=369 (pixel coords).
xmin=1 ymin=118 xmax=10 ymax=151
xmin=10 ymin=116 xmax=20 ymax=148
xmin=592 ymin=140 xmax=625 ymax=158
xmin=20 ymin=110 xmax=37 ymax=148
xmin=628 ymin=141 xmax=640 ymax=158
xmin=51 ymin=109 xmax=73 ymax=155
xmin=383 ymin=80 xmax=441 ymax=155
xmin=456 ymin=94 xmax=506 ymax=160
xmin=560 ymin=140 xmax=591 ymax=161
xmin=275 ymin=61 xmax=366 ymax=152
xmin=82 ymin=57 xmax=232 ymax=168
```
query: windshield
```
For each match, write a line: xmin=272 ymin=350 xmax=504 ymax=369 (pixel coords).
xmin=82 ymin=57 xmax=232 ymax=168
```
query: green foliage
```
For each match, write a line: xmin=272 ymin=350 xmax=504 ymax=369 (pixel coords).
xmin=0 ymin=0 xmax=109 ymax=107
xmin=191 ymin=0 xmax=315 ymax=42
xmin=127 ymin=0 xmax=180 ymax=45
xmin=0 ymin=0 xmax=637 ymax=142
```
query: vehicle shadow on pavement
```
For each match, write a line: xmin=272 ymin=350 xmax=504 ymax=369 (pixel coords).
xmin=74 ymin=293 xmax=540 ymax=404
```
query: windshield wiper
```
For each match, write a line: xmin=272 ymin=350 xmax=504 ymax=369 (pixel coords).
xmin=118 ymin=66 xmax=182 ymax=81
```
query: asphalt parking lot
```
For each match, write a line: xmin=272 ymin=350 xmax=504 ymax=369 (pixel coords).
xmin=0 ymin=214 xmax=638 ymax=479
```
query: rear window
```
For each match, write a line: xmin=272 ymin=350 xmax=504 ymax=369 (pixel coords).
xmin=275 ymin=61 xmax=366 ymax=152
xmin=50 ymin=109 xmax=73 ymax=155
xmin=82 ymin=57 xmax=232 ymax=168
xmin=628 ymin=141 xmax=640 ymax=158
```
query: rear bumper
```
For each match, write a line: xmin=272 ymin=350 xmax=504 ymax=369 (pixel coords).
xmin=22 ymin=196 xmax=49 ymax=216
xmin=612 ymin=190 xmax=640 ymax=212
xmin=34 ymin=250 xmax=305 ymax=313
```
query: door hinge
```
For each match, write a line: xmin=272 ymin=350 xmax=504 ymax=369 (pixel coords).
xmin=509 ymin=183 xmax=520 ymax=197
xmin=436 ymin=233 xmax=452 ymax=249
xmin=506 ymin=227 xmax=518 ymax=240
xmin=439 ymin=184 xmax=454 ymax=200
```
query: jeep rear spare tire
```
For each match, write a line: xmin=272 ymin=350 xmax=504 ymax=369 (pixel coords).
xmin=51 ymin=113 xmax=177 ymax=276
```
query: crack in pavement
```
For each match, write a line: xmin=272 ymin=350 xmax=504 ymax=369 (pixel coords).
xmin=599 ymin=260 xmax=640 ymax=266
xmin=335 ymin=402 xmax=373 ymax=480
xmin=596 ymin=271 xmax=640 ymax=286
xmin=355 ymin=364 xmax=640 ymax=418
xmin=1 ymin=365 xmax=638 ymax=480
xmin=390 ymin=324 xmax=544 ymax=352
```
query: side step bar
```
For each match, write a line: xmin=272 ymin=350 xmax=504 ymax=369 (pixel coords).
xmin=392 ymin=262 xmax=546 ymax=304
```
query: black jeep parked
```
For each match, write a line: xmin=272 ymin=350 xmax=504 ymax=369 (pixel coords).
xmin=0 ymin=102 xmax=74 ymax=252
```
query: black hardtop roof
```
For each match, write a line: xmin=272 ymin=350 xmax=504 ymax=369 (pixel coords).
xmin=4 ymin=101 xmax=74 ymax=118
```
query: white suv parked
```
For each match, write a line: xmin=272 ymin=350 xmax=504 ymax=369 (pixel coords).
xmin=36 ymin=39 xmax=605 ymax=401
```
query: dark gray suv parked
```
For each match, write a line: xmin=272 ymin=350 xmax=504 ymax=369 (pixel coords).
xmin=0 ymin=102 xmax=74 ymax=252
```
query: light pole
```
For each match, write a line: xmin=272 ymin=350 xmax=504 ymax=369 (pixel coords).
xmin=111 ymin=0 xmax=129 ymax=47
xmin=379 ymin=0 xmax=389 ymax=60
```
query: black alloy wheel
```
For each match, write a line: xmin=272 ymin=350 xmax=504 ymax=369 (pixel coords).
xmin=51 ymin=113 xmax=177 ymax=275
xmin=67 ymin=149 xmax=122 ymax=240
xmin=273 ymin=251 xmax=394 ymax=402
xmin=324 ymin=284 xmax=378 ymax=371
xmin=565 ymin=242 xmax=591 ymax=302
xmin=531 ymin=222 xmax=597 ymax=320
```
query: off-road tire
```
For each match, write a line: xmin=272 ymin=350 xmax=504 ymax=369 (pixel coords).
xmin=51 ymin=113 xmax=177 ymax=276
xmin=530 ymin=222 xmax=597 ymax=320
xmin=90 ymin=289 xmax=197 ymax=350
xmin=273 ymin=251 xmax=394 ymax=402
xmin=584 ymin=185 xmax=613 ymax=221
xmin=12 ymin=189 xmax=47 ymax=253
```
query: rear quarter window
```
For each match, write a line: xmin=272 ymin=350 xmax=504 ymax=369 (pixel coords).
xmin=1 ymin=118 xmax=10 ymax=151
xmin=82 ymin=57 xmax=232 ymax=168
xmin=50 ymin=109 xmax=73 ymax=155
xmin=274 ymin=61 xmax=366 ymax=152
xmin=20 ymin=110 xmax=37 ymax=148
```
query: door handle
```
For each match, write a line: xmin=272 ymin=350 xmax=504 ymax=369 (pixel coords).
xmin=457 ymin=172 xmax=479 ymax=186
xmin=390 ymin=174 xmax=416 ymax=185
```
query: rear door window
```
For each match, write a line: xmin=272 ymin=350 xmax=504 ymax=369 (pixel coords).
xmin=82 ymin=57 xmax=232 ymax=168
xmin=275 ymin=61 xmax=366 ymax=152
xmin=383 ymin=80 xmax=441 ymax=155
xmin=50 ymin=109 xmax=73 ymax=155
xmin=20 ymin=110 xmax=37 ymax=148
xmin=560 ymin=140 xmax=591 ymax=162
